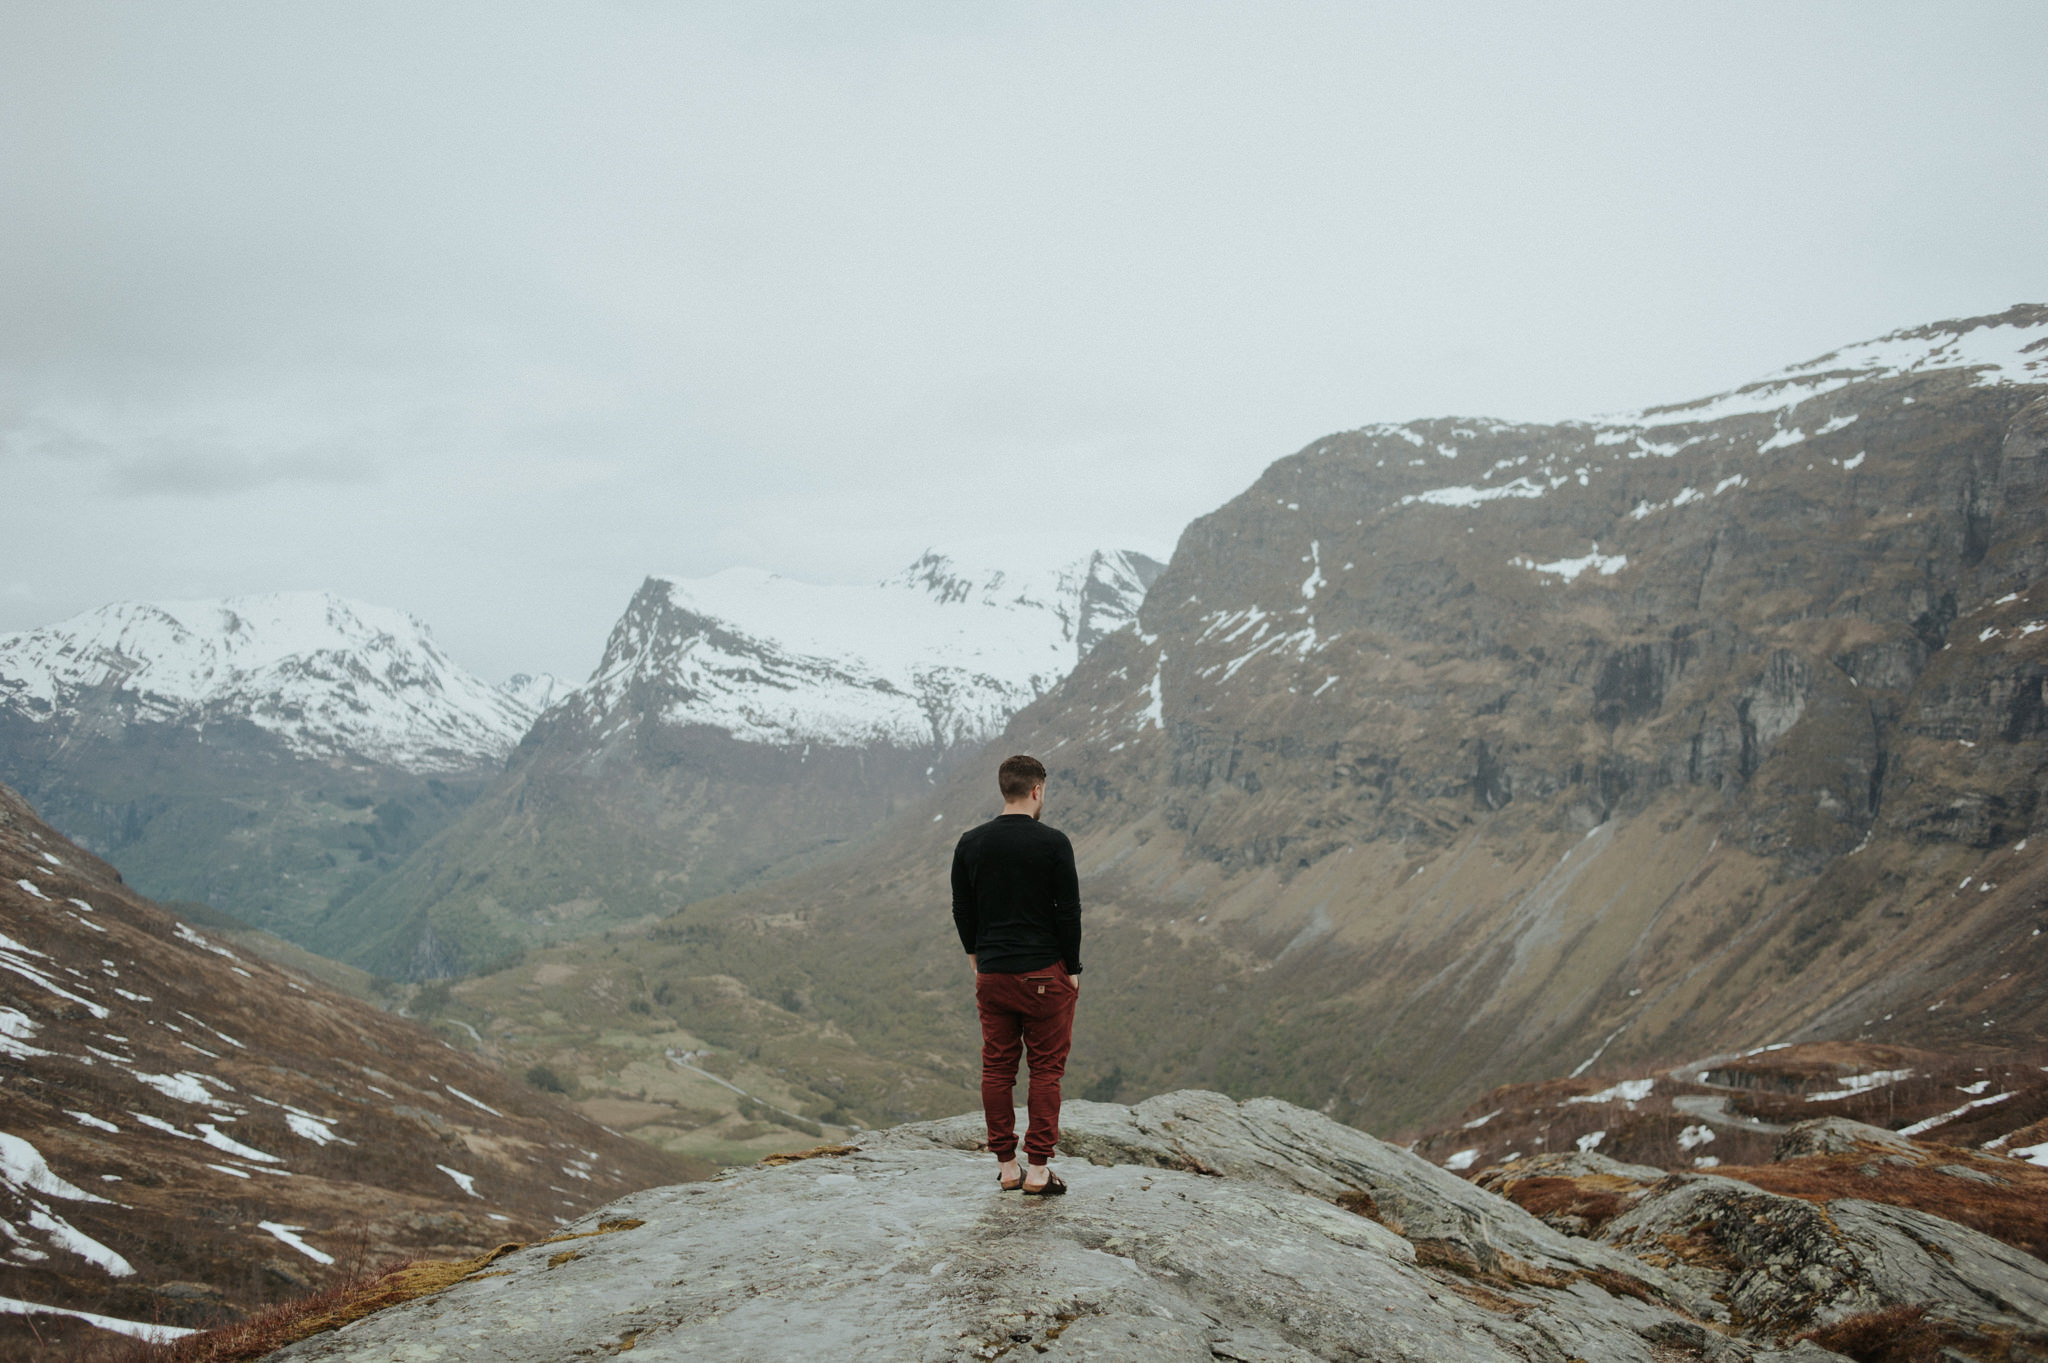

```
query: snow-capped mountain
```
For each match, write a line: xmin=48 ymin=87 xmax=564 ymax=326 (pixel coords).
xmin=500 ymin=671 xmax=566 ymax=717
xmin=0 ymin=593 xmax=534 ymax=773
xmin=570 ymin=549 xmax=1164 ymax=753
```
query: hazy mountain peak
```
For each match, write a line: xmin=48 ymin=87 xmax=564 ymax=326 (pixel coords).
xmin=573 ymin=547 xmax=1161 ymax=754
xmin=0 ymin=590 xmax=530 ymax=772
xmin=501 ymin=671 xmax=565 ymax=716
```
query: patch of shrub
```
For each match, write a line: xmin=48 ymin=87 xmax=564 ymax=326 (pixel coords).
xmin=525 ymin=1064 xmax=568 ymax=1094
xmin=1800 ymin=1305 xmax=1945 ymax=1363
xmin=410 ymin=981 xmax=452 ymax=1016
xmin=1081 ymin=1065 xmax=1125 ymax=1103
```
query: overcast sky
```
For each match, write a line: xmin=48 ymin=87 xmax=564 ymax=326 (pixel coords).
xmin=3 ymin=2 xmax=2045 ymax=681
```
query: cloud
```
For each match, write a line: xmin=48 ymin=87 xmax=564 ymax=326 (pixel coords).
xmin=0 ymin=3 xmax=2043 ymax=679
xmin=2 ymin=408 xmax=381 ymax=499
xmin=104 ymin=444 xmax=377 ymax=498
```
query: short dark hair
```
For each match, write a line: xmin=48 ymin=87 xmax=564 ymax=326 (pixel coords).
xmin=998 ymin=754 xmax=1047 ymax=801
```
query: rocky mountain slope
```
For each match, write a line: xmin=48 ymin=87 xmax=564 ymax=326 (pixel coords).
xmin=462 ymin=304 xmax=2048 ymax=1141
xmin=1408 ymin=1041 xmax=2048 ymax=1182
xmin=0 ymin=593 xmax=544 ymax=942
xmin=325 ymin=549 xmax=1161 ymax=977
xmin=252 ymin=1090 xmax=2048 ymax=1363
xmin=0 ymin=780 xmax=690 ymax=1358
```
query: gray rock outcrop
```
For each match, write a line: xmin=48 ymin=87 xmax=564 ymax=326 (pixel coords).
xmin=1772 ymin=1117 xmax=1919 ymax=1160
xmin=266 ymin=1091 xmax=2048 ymax=1362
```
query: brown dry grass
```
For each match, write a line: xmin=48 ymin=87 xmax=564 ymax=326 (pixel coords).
xmin=758 ymin=1143 xmax=860 ymax=1166
xmin=1494 ymin=1175 xmax=1633 ymax=1232
xmin=1714 ymin=1154 xmax=2048 ymax=1260
xmin=1798 ymin=1305 xmax=1947 ymax=1363
xmin=93 ymin=1218 xmax=648 ymax=1362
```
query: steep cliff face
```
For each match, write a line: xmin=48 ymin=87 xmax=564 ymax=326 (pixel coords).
xmin=327 ymin=551 xmax=1162 ymax=976
xmin=498 ymin=306 xmax=2048 ymax=1141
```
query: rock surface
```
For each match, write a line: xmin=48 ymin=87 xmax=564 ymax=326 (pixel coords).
xmin=268 ymin=1092 xmax=2048 ymax=1362
xmin=1772 ymin=1117 xmax=1919 ymax=1159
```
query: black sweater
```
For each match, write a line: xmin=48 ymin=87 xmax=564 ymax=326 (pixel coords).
xmin=950 ymin=814 xmax=1083 ymax=975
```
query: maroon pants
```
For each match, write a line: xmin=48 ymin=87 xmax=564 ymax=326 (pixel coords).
xmin=975 ymin=962 xmax=1077 ymax=1164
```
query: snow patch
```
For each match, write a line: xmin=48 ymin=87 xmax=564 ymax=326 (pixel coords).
xmin=1512 ymin=545 xmax=1627 ymax=584
xmin=259 ymin=1221 xmax=335 ymax=1265
xmin=444 ymin=1085 xmax=502 ymax=1117
xmin=438 ymin=1164 xmax=480 ymax=1197
xmin=1808 ymin=1069 xmax=1913 ymax=1101
xmin=173 ymin=925 xmax=238 ymax=961
xmin=1900 ymin=1090 xmax=2015 ymax=1136
xmin=0 ymin=1133 xmax=114 ymax=1204
xmin=0 ymin=1007 xmax=50 ymax=1060
xmin=1398 ymin=477 xmax=1546 ymax=509
xmin=0 ymin=1295 xmax=193 ymax=1342
xmin=195 ymin=1124 xmax=282 ymax=1164
xmin=1300 ymin=541 xmax=1326 ymax=601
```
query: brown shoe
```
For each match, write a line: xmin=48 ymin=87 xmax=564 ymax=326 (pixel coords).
xmin=998 ymin=1169 xmax=1023 ymax=1192
xmin=1020 ymin=1170 xmax=1067 ymax=1196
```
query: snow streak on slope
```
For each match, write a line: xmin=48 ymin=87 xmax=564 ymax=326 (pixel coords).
xmin=1366 ymin=304 xmax=2048 ymax=518
xmin=0 ymin=594 xmax=534 ymax=772
xmin=1629 ymin=305 xmax=2048 ymax=427
xmin=578 ymin=550 xmax=1161 ymax=752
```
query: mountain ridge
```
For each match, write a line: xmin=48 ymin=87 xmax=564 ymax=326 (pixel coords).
xmin=314 ymin=548 xmax=1164 ymax=976
xmin=0 ymin=591 xmax=547 ymax=945
xmin=0 ymin=591 xmax=535 ymax=772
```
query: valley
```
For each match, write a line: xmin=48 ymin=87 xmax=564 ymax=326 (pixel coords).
xmin=3 ymin=305 xmax=2047 ymax=1242
xmin=387 ymin=305 xmax=2048 ymax=1149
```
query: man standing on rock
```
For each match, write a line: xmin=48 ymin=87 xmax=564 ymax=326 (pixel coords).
xmin=951 ymin=754 xmax=1082 ymax=1196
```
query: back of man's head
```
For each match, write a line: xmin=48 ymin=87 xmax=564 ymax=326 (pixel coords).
xmin=998 ymin=754 xmax=1047 ymax=801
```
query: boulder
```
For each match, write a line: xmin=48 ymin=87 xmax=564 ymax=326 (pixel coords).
xmin=1598 ymin=1172 xmax=2048 ymax=1341
xmin=1774 ymin=1117 xmax=1920 ymax=1160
